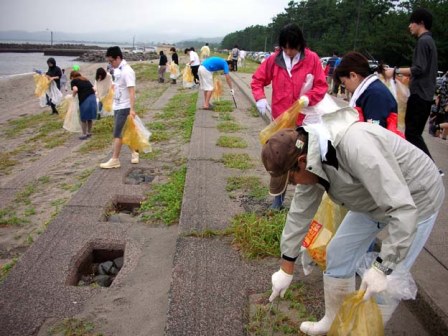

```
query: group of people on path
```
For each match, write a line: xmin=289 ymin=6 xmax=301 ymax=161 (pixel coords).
xmin=252 ymin=7 xmax=444 ymax=335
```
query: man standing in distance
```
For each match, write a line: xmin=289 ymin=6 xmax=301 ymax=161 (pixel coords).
xmin=100 ymin=46 xmax=139 ymax=168
xmin=386 ymin=8 xmax=438 ymax=163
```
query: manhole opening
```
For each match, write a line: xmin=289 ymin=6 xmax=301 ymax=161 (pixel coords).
xmin=124 ymin=168 xmax=155 ymax=185
xmin=71 ymin=248 xmax=124 ymax=287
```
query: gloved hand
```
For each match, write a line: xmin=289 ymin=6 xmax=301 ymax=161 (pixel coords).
xmin=256 ymin=98 xmax=270 ymax=116
xmin=230 ymin=89 xmax=235 ymax=96
xmin=360 ymin=266 xmax=387 ymax=301
xmin=299 ymin=95 xmax=309 ymax=107
xmin=269 ymin=269 xmax=293 ymax=302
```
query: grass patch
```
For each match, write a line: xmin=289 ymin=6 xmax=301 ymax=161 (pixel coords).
xmin=0 ymin=258 xmax=18 ymax=283
xmin=0 ymin=151 xmax=18 ymax=174
xmin=222 ymin=153 xmax=254 ymax=170
xmin=146 ymin=121 xmax=167 ymax=131
xmin=153 ymin=91 xmax=198 ymax=142
xmin=217 ymin=121 xmax=242 ymax=133
xmin=0 ymin=208 xmax=28 ymax=226
xmin=213 ymin=100 xmax=234 ymax=112
xmin=248 ymin=105 xmax=260 ymax=118
xmin=78 ymin=117 xmax=114 ymax=153
xmin=216 ymin=136 xmax=247 ymax=148
xmin=226 ymin=176 xmax=268 ymax=200
xmin=132 ymin=63 xmax=159 ymax=81
xmin=139 ymin=165 xmax=187 ymax=225
xmin=48 ymin=318 xmax=103 ymax=336
xmin=151 ymin=130 xmax=171 ymax=142
xmin=219 ymin=112 xmax=234 ymax=121
xmin=228 ymin=210 xmax=287 ymax=259
xmin=236 ymin=59 xmax=261 ymax=74
xmin=140 ymin=148 xmax=162 ymax=160
xmin=185 ymin=229 xmax=229 ymax=238
xmin=4 ymin=112 xmax=55 ymax=137
xmin=247 ymin=283 xmax=318 ymax=335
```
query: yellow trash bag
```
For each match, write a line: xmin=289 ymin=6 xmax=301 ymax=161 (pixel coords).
xmin=212 ymin=74 xmax=223 ymax=101
xmin=122 ymin=115 xmax=152 ymax=153
xmin=328 ymin=290 xmax=384 ymax=336
xmin=169 ymin=62 xmax=180 ymax=79
xmin=259 ymin=100 xmax=304 ymax=144
xmin=101 ymin=87 xmax=114 ymax=113
xmin=301 ymin=193 xmax=347 ymax=269
xmin=182 ymin=65 xmax=194 ymax=88
xmin=34 ymin=74 xmax=50 ymax=97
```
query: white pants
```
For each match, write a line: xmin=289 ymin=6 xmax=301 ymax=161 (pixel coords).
xmin=325 ymin=211 xmax=438 ymax=278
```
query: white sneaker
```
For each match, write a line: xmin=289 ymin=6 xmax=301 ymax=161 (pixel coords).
xmin=100 ymin=158 xmax=120 ymax=169
xmin=131 ymin=152 xmax=139 ymax=164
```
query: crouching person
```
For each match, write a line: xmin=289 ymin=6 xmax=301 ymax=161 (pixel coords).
xmin=261 ymin=109 xmax=444 ymax=335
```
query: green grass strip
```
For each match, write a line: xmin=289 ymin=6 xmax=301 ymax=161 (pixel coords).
xmin=140 ymin=166 xmax=187 ymax=225
xmin=222 ymin=153 xmax=254 ymax=170
xmin=216 ymin=136 xmax=247 ymax=148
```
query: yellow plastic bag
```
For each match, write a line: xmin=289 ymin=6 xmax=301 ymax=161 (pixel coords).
xmin=122 ymin=115 xmax=152 ymax=153
xmin=182 ymin=65 xmax=194 ymax=88
xmin=101 ymin=87 xmax=114 ymax=113
xmin=328 ymin=290 xmax=384 ymax=336
xmin=302 ymin=193 xmax=347 ymax=269
xmin=169 ymin=62 xmax=180 ymax=79
xmin=33 ymin=74 xmax=50 ymax=97
xmin=259 ymin=100 xmax=303 ymax=144
xmin=212 ymin=74 xmax=223 ymax=101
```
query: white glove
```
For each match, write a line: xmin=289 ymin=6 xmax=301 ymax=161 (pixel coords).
xmin=230 ymin=89 xmax=235 ymax=96
xmin=256 ymin=98 xmax=271 ymax=116
xmin=360 ymin=266 xmax=387 ymax=301
xmin=269 ymin=269 xmax=293 ymax=302
xmin=299 ymin=95 xmax=309 ymax=107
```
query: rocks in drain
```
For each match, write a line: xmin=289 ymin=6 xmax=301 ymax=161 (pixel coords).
xmin=125 ymin=169 xmax=155 ymax=185
xmin=77 ymin=257 xmax=124 ymax=287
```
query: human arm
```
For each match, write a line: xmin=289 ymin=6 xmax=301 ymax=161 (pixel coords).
xmin=128 ymin=86 xmax=136 ymax=118
xmin=224 ymin=74 xmax=233 ymax=92
xmin=251 ymin=57 xmax=273 ymax=102
xmin=72 ymin=86 xmax=78 ymax=97
xmin=269 ymin=184 xmax=324 ymax=301
xmin=300 ymin=51 xmax=328 ymax=106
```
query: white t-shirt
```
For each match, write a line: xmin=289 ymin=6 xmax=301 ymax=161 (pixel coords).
xmin=113 ymin=59 xmax=136 ymax=110
xmin=189 ymin=51 xmax=200 ymax=66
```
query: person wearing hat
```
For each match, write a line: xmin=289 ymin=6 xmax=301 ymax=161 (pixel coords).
xmin=262 ymin=108 xmax=444 ymax=335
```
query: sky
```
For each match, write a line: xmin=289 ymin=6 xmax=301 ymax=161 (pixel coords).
xmin=0 ymin=0 xmax=292 ymax=42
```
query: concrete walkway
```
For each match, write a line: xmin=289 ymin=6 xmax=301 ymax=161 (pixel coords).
xmin=230 ymin=70 xmax=448 ymax=335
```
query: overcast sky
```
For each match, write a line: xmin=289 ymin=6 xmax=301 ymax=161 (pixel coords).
xmin=0 ymin=0 xmax=292 ymax=41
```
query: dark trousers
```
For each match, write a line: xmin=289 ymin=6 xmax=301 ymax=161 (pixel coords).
xmin=232 ymin=59 xmax=238 ymax=72
xmin=191 ymin=65 xmax=199 ymax=84
xmin=405 ymin=94 xmax=433 ymax=160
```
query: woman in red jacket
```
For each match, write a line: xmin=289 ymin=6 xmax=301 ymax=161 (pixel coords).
xmin=251 ymin=23 xmax=327 ymax=209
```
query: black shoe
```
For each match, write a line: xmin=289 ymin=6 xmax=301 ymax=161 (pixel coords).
xmin=439 ymin=169 xmax=445 ymax=177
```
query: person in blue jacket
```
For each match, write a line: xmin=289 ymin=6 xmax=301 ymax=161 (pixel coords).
xmin=334 ymin=51 xmax=398 ymax=129
xmin=198 ymin=56 xmax=234 ymax=109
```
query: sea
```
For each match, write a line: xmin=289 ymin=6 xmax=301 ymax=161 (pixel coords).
xmin=0 ymin=40 xmax=135 ymax=79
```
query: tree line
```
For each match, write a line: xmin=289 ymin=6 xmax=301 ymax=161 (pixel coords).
xmin=221 ymin=0 xmax=448 ymax=70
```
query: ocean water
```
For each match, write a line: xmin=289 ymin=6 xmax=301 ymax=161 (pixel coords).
xmin=0 ymin=53 xmax=86 ymax=78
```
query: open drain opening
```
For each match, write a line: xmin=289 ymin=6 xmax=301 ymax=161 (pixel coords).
xmin=125 ymin=168 xmax=155 ymax=185
xmin=105 ymin=200 xmax=141 ymax=223
xmin=70 ymin=248 xmax=124 ymax=287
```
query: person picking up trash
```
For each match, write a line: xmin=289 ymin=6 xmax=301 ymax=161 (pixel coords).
xmin=198 ymin=56 xmax=234 ymax=110
xmin=251 ymin=23 xmax=327 ymax=210
xmin=261 ymin=106 xmax=444 ymax=335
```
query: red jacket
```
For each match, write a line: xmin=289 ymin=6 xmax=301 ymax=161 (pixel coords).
xmin=251 ymin=48 xmax=327 ymax=121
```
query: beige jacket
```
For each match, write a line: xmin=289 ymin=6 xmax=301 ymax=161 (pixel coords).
xmin=281 ymin=108 xmax=445 ymax=270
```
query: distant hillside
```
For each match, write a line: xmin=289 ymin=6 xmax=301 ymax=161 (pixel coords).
xmin=0 ymin=30 xmax=223 ymax=47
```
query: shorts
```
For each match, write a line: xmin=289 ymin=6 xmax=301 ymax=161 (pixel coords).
xmin=113 ymin=108 xmax=130 ymax=138
xmin=199 ymin=65 xmax=213 ymax=91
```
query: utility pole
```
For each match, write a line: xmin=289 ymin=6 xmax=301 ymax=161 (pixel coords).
xmin=354 ymin=0 xmax=361 ymax=50
xmin=264 ymin=36 xmax=267 ymax=52
xmin=51 ymin=31 xmax=53 ymax=47
xmin=133 ymin=35 xmax=135 ymax=49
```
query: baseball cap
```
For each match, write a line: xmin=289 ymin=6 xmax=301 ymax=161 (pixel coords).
xmin=261 ymin=128 xmax=305 ymax=196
